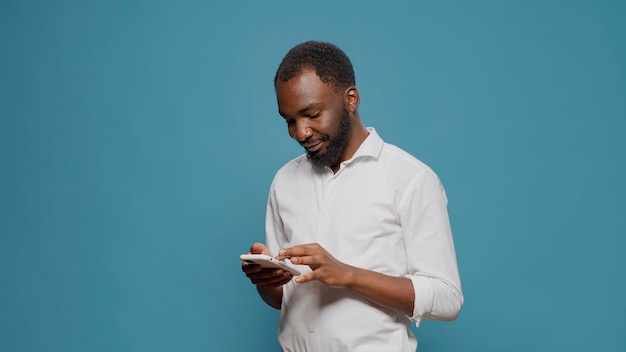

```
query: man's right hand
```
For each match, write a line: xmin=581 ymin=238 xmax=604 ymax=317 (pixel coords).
xmin=242 ymin=242 xmax=293 ymax=288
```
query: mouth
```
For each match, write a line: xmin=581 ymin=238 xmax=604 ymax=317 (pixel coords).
xmin=302 ymin=140 xmax=324 ymax=153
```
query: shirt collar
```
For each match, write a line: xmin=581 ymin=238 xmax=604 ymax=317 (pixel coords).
xmin=344 ymin=127 xmax=384 ymax=164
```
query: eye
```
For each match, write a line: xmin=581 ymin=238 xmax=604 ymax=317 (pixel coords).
xmin=308 ymin=111 xmax=321 ymax=119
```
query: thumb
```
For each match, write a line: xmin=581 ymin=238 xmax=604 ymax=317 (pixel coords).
xmin=249 ymin=242 xmax=270 ymax=255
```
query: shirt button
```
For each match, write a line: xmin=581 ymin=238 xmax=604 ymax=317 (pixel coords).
xmin=309 ymin=327 xmax=315 ymax=333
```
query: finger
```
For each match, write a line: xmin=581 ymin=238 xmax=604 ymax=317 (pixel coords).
xmin=249 ymin=242 xmax=269 ymax=255
xmin=277 ymin=243 xmax=318 ymax=260
xmin=287 ymin=255 xmax=318 ymax=266
xmin=294 ymin=272 xmax=315 ymax=284
xmin=250 ymin=270 xmax=293 ymax=287
xmin=246 ymin=267 xmax=288 ymax=280
xmin=256 ymin=274 xmax=292 ymax=287
xmin=241 ymin=262 xmax=262 ymax=274
xmin=257 ymin=276 xmax=292 ymax=287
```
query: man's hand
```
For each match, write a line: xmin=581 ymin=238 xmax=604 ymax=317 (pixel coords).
xmin=277 ymin=243 xmax=355 ymax=287
xmin=278 ymin=242 xmax=416 ymax=316
xmin=242 ymin=242 xmax=292 ymax=288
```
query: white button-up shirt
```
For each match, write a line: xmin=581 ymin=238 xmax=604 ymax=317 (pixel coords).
xmin=265 ymin=128 xmax=463 ymax=352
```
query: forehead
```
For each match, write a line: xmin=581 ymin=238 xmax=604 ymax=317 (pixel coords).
xmin=276 ymin=69 xmax=339 ymax=114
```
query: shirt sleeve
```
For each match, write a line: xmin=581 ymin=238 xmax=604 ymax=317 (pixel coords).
xmin=399 ymin=169 xmax=463 ymax=326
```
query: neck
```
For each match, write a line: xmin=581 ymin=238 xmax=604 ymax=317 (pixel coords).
xmin=331 ymin=116 xmax=369 ymax=173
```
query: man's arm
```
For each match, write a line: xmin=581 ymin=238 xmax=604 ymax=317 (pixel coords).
xmin=398 ymin=169 xmax=463 ymax=323
xmin=256 ymin=285 xmax=283 ymax=310
xmin=278 ymin=243 xmax=415 ymax=316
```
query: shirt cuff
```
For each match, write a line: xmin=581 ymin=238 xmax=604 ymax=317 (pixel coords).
xmin=404 ymin=274 xmax=434 ymax=327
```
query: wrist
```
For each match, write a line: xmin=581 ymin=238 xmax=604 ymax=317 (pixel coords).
xmin=342 ymin=264 xmax=359 ymax=289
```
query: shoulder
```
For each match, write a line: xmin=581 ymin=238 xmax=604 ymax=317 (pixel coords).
xmin=360 ymin=128 xmax=436 ymax=178
xmin=380 ymin=143 xmax=448 ymax=203
xmin=270 ymin=154 xmax=311 ymax=187
xmin=381 ymin=142 xmax=436 ymax=177
xmin=276 ymin=153 xmax=309 ymax=175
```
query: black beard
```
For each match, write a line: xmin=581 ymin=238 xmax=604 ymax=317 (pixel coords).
xmin=306 ymin=108 xmax=352 ymax=170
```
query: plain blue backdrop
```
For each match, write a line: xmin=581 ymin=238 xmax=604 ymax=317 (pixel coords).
xmin=1 ymin=1 xmax=625 ymax=351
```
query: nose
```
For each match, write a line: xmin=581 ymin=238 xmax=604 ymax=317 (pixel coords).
xmin=293 ymin=120 xmax=312 ymax=142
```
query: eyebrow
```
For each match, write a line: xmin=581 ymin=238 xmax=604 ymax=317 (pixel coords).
xmin=279 ymin=102 xmax=322 ymax=118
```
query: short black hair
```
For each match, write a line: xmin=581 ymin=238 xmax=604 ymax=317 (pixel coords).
xmin=274 ymin=41 xmax=356 ymax=91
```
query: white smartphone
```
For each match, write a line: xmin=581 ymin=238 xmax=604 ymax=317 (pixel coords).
xmin=240 ymin=254 xmax=301 ymax=276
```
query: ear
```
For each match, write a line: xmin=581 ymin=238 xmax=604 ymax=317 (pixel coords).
xmin=344 ymin=86 xmax=360 ymax=113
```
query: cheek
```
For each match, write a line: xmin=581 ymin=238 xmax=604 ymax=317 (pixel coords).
xmin=321 ymin=116 xmax=341 ymax=135
xmin=287 ymin=125 xmax=296 ymax=139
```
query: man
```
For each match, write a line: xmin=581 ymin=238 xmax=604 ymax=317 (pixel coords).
xmin=242 ymin=40 xmax=463 ymax=351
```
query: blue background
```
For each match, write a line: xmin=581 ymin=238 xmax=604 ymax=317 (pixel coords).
xmin=1 ymin=1 xmax=625 ymax=351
